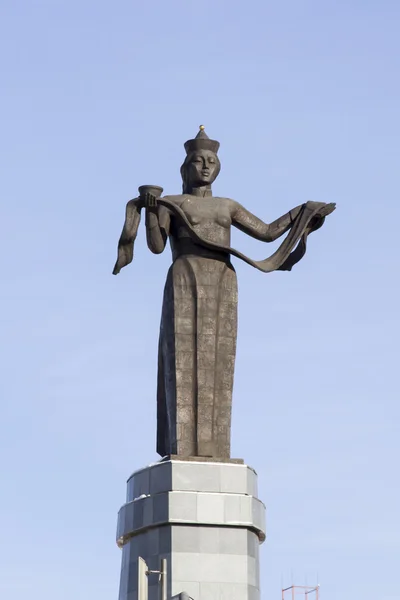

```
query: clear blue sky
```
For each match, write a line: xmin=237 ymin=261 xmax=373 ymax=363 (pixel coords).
xmin=1 ymin=1 xmax=399 ymax=599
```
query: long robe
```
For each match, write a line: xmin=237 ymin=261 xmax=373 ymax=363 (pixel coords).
xmin=156 ymin=248 xmax=237 ymax=458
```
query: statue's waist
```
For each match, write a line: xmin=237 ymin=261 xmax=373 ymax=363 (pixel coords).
xmin=171 ymin=237 xmax=231 ymax=263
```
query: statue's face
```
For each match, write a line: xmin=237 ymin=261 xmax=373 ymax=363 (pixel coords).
xmin=186 ymin=150 xmax=219 ymax=186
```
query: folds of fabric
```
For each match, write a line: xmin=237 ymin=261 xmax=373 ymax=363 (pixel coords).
xmin=112 ymin=198 xmax=329 ymax=276
xmin=112 ymin=199 xmax=142 ymax=275
xmin=156 ymin=256 xmax=237 ymax=458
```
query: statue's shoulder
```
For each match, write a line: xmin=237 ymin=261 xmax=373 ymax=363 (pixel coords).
xmin=162 ymin=194 xmax=185 ymax=206
xmin=215 ymin=197 xmax=238 ymax=211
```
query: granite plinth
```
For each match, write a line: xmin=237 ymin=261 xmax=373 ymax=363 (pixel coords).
xmin=117 ymin=459 xmax=266 ymax=600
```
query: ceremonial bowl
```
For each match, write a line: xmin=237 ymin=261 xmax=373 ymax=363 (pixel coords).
xmin=138 ymin=185 xmax=164 ymax=198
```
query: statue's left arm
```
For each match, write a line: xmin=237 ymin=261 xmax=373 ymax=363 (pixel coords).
xmin=229 ymin=201 xmax=304 ymax=242
xmin=146 ymin=206 xmax=170 ymax=254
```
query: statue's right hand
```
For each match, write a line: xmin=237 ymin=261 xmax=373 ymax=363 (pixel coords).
xmin=144 ymin=193 xmax=158 ymax=209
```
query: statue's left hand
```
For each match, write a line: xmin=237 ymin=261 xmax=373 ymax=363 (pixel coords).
xmin=306 ymin=201 xmax=336 ymax=216
xmin=308 ymin=202 xmax=336 ymax=230
xmin=319 ymin=202 xmax=336 ymax=217
xmin=144 ymin=193 xmax=158 ymax=209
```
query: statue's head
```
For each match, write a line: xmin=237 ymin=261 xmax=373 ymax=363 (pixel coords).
xmin=181 ymin=126 xmax=220 ymax=192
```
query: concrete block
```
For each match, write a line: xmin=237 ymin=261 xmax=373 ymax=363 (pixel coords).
xmin=199 ymin=582 xmax=221 ymax=600
xmin=246 ymin=468 xmax=258 ymax=497
xmin=199 ymin=526 xmax=220 ymax=554
xmin=133 ymin=499 xmax=144 ymax=529
xmin=247 ymin=557 xmax=258 ymax=588
xmin=169 ymin=492 xmax=198 ymax=522
xmin=171 ymin=552 xmax=200 ymax=582
xmin=203 ymin=553 xmax=247 ymax=584
xmin=119 ymin=566 xmax=128 ymax=600
xmin=124 ymin=537 xmax=137 ymax=562
xmin=224 ymin=494 xmax=241 ymax=523
xmin=147 ymin=528 xmax=160 ymax=556
xmin=220 ymin=464 xmax=247 ymax=494
xmin=239 ymin=495 xmax=252 ymax=522
xmin=121 ymin=543 xmax=130 ymax=570
xmin=117 ymin=503 xmax=134 ymax=543
xmin=251 ymin=498 xmax=266 ymax=538
xmin=172 ymin=525 xmax=200 ymax=553
xmin=255 ymin=557 xmax=260 ymax=590
xmin=126 ymin=560 xmax=138 ymax=593
xmin=130 ymin=468 xmax=150 ymax=500
xmin=153 ymin=492 xmax=169 ymax=523
xmin=126 ymin=480 xmax=134 ymax=502
xmin=219 ymin=527 xmax=248 ymax=555
xmin=142 ymin=497 xmax=154 ymax=527
xmin=248 ymin=584 xmax=260 ymax=600
xmin=173 ymin=553 xmax=248 ymax=584
xmin=247 ymin=530 xmax=259 ymax=558
xmin=172 ymin=462 xmax=221 ymax=492
xmin=159 ymin=526 xmax=172 ymax=554
xmin=128 ymin=532 xmax=148 ymax=560
xmin=197 ymin=493 xmax=224 ymax=523
xmin=150 ymin=462 xmax=172 ymax=494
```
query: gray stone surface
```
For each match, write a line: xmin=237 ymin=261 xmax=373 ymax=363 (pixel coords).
xmin=172 ymin=462 xmax=221 ymax=494
xmin=168 ymin=492 xmax=198 ymax=522
xmin=117 ymin=491 xmax=266 ymax=545
xmin=127 ymin=460 xmax=257 ymax=500
xmin=117 ymin=460 xmax=265 ymax=600
xmin=119 ymin=538 xmax=260 ymax=600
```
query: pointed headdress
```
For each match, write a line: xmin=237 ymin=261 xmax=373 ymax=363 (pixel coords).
xmin=184 ymin=125 xmax=220 ymax=154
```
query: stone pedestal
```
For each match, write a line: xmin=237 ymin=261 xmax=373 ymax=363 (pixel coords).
xmin=117 ymin=459 xmax=266 ymax=600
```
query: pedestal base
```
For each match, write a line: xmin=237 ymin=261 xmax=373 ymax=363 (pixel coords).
xmin=116 ymin=459 xmax=266 ymax=600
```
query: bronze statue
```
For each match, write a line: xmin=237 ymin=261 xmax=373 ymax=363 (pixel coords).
xmin=113 ymin=126 xmax=335 ymax=459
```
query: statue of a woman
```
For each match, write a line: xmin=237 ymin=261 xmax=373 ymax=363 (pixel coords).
xmin=113 ymin=127 xmax=335 ymax=459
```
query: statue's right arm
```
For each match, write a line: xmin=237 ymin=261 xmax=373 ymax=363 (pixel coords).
xmin=145 ymin=206 xmax=170 ymax=254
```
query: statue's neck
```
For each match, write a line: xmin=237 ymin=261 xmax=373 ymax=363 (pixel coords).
xmin=184 ymin=185 xmax=212 ymax=197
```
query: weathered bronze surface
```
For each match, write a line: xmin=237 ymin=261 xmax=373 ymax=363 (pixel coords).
xmin=113 ymin=127 xmax=335 ymax=459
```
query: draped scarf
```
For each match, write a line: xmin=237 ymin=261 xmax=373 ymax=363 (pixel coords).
xmin=112 ymin=198 xmax=333 ymax=275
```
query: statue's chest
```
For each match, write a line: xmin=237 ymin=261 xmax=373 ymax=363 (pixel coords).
xmin=181 ymin=197 xmax=231 ymax=228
